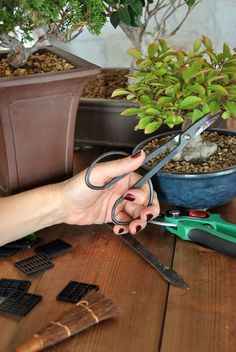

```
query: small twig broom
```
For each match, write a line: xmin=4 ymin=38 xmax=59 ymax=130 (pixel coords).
xmin=15 ymin=291 xmax=119 ymax=352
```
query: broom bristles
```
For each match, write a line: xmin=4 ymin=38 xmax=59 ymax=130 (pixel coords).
xmin=15 ymin=291 xmax=119 ymax=352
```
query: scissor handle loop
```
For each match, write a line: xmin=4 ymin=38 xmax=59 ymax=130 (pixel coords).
xmin=85 ymin=150 xmax=154 ymax=226
xmin=111 ymin=178 xmax=154 ymax=226
xmin=85 ymin=151 xmax=130 ymax=190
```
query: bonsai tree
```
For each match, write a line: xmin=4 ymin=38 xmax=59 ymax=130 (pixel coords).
xmin=0 ymin=0 xmax=174 ymax=69
xmin=112 ymin=36 xmax=236 ymax=161
xmin=0 ymin=0 xmax=107 ymax=67
xmin=105 ymin=0 xmax=201 ymax=52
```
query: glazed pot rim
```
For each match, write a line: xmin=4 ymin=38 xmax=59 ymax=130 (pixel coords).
xmin=133 ymin=128 xmax=236 ymax=178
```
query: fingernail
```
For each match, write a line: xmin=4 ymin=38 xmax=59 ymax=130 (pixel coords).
xmin=135 ymin=225 xmax=142 ymax=233
xmin=131 ymin=150 xmax=142 ymax=159
xmin=146 ymin=214 xmax=153 ymax=221
xmin=118 ymin=228 xmax=124 ymax=234
xmin=124 ymin=193 xmax=135 ymax=201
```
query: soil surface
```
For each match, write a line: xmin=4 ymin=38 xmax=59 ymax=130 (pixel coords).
xmin=0 ymin=52 xmax=74 ymax=77
xmin=82 ymin=69 xmax=129 ymax=99
xmin=144 ymin=131 xmax=236 ymax=173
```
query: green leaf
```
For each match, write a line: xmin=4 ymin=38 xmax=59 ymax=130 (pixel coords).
xmin=127 ymin=47 xmax=142 ymax=59
xmin=227 ymin=86 xmax=236 ymax=96
xmin=138 ymin=116 xmax=152 ymax=129
xmin=208 ymin=75 xmax=228 ymax=83
xmin=110 ymin=12 xmax=120 ymax=28
xmin=157 ymin=97 xmax=173 ymax=105
xmin=126 ymin=94 xmax=136 ymax=100
xmin=209 ymin=100 xmax=221 ymax=114
xmin=185 ymin=0 xmax=199 ymax=8
xmin=207 ymin=84 xmax=228 ymax=95
xmin=121 ymin=108 xmax=141 ymax=116
xmin=145 ymin=120 xmax=162 ymax=133
xmin=190 ymin=109 xmax=205 ymax=122
xmin=117 ymin=7 xmax=131 ymax=25
xmin=222 ymin=111 xmax=230 ymax=119
xmin=225 ymin=101 xmax=236 ymax=117
xmin=193 ymin=38 xmax=202 ymax=52
xmin=157 ymin=68 xmax=167 ymax=76
xmin=181 ymin=60 xmax=202 ymax=83
xmin=202 ymin=35 xmax=212 ymax=50
xmin=130 ymin=0 xmax=143 ymax=16
xmin=163 ymin=55 xmax=175 ymax=62
xmin=147 ymin=43 xmax=158 ymax=57
xmin=105 ymin=0 xmax=117 ymax=4
xmin=202 ymin=103 xmax=210 ymax=114
xmin=111 ymin=89 xmax=130 ymax=97
xmin=128 ymin=84 xmax=146 ymax=92
xmin=135 ymin=58 xmax=145 ymax=67
xmin=164 ymin=113 xmax=183 ymax=128
xmin=177 ymin=51 xmax=185 ymax=64
xmin=187 ymin=83 xmax=205 ymax=95
xmin=223 ymin=43 xmax=231 ymax=59
xmin=222 ymin=66 xmax=236 ymax=73
xmin=159 ymin=39 xmax=168 ymax=52
xmin=123 ymin=0 xmax=136 ymax=4
xmin=140 ymin=95 xmax=151 ymax=104
xmin=145 ymin=108 xmax=160 ymax=115
xmin=174 ymin=115 xmax=184 ymax=124
xmin=179 ymin=96 xmax=202 ymax=110
xmin=206 ymin=51 xmax=218 ymax=64
xmin=165 ymin=86 xmax=175 ymax=97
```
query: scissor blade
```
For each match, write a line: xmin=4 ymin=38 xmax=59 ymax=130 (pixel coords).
xmin=187 ymin=112 xmax=221 ymax=137
xmin=120 ymin=233 xmax=190 ymax=289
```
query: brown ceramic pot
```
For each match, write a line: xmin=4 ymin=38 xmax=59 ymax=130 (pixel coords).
xmin=0 ymin=46 xmax=100 ymax=195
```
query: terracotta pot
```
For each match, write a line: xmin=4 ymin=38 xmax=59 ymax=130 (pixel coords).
xmin=0 ymin=46 xmax=100 ymax=195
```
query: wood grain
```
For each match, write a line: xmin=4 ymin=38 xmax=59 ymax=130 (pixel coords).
xmin=1 ymin=145 xmax=235 ymax=352
xmin=160 ymin=199 xmax=236 ymax=352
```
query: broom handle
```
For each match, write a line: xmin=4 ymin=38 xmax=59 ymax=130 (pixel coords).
xmin=15 ymin=335 xmax=43 ymax=352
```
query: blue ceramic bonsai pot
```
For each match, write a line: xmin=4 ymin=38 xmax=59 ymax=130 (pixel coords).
xmin=133 ymin=129 xmax=236 ymax=209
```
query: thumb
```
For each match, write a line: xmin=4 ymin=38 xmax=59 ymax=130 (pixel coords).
xmin=92 ymin=150 xmax=145 ymax=182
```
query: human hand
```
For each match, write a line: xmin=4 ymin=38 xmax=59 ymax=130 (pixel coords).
xmin=58 ymin=150 xmax=160 ymax=235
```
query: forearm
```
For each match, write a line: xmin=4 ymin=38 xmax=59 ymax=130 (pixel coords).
xmin=0 ymin=184 xmax=64 ymax=246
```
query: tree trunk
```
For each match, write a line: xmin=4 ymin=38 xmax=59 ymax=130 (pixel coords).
xmin=0 ymin=34 xmax=29 ymax=67
xmin=173 ymin=115 xmax=218 ymax=162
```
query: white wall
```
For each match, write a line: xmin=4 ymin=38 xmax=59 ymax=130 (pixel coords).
xmin=51 ymin=0 xmax=236 ymax=68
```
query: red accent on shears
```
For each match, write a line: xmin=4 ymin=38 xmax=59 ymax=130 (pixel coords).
xmin=188 ymin=210 xmax=208 ymax=218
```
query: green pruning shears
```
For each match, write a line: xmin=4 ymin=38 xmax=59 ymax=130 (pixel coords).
xmin=151 ymin=210 xmax=236 ymax=257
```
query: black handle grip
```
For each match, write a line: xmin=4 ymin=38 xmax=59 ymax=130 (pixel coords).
xmin=188 ymin=229 xmax=236 ymax=257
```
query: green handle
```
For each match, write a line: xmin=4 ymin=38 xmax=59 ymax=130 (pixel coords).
xmin=166 ymin=213 xmax=236 ymax=256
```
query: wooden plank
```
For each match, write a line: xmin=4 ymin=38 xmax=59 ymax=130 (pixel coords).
xmin=5 ymin=222 xmax=175 ymax=351
xmin=160 ymin=199 xmax=236 ymax=352
xmin=1 ymin=146 xmax=175 ymax=351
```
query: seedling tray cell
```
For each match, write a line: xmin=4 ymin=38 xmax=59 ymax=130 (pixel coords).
xmin=35 ymin=239 xmax=72 ymax=259
xmin=57 ymin=280 xmax=99 ymax=303
xmin=15 ymin=254 xmax=54 ymax=275
xmin=0 ymin=290 xmax=42 ymax=316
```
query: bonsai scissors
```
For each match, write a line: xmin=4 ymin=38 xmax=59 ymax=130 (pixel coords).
xmin=85 ymin=112 xmax=221 ymax=226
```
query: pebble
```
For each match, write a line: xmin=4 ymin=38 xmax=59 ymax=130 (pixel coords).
xmin=0 ymin=53 xmax=75 ymax=77
xmin=144 ymin=131 xmax=236 ymax=173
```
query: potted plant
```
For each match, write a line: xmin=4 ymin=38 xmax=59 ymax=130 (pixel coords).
xmin=0 ymin=0 xmax=107 ymax=195
xmin=112 ymin=36 xmax=236 ymax=208
xmin=75 ymin=0 xmax=201 ymax=148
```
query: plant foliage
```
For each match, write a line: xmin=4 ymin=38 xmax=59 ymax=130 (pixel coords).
xmin=105 ymin=0 xmax=199 ymax=29
xmin=0 ymin=0 xmax=106 ymax=43
xmin=112 ymin=36 xmax=236 ymax=134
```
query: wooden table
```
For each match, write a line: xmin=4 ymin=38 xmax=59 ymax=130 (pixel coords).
xmin=1 ymin=147 xmax=236 ymax=352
